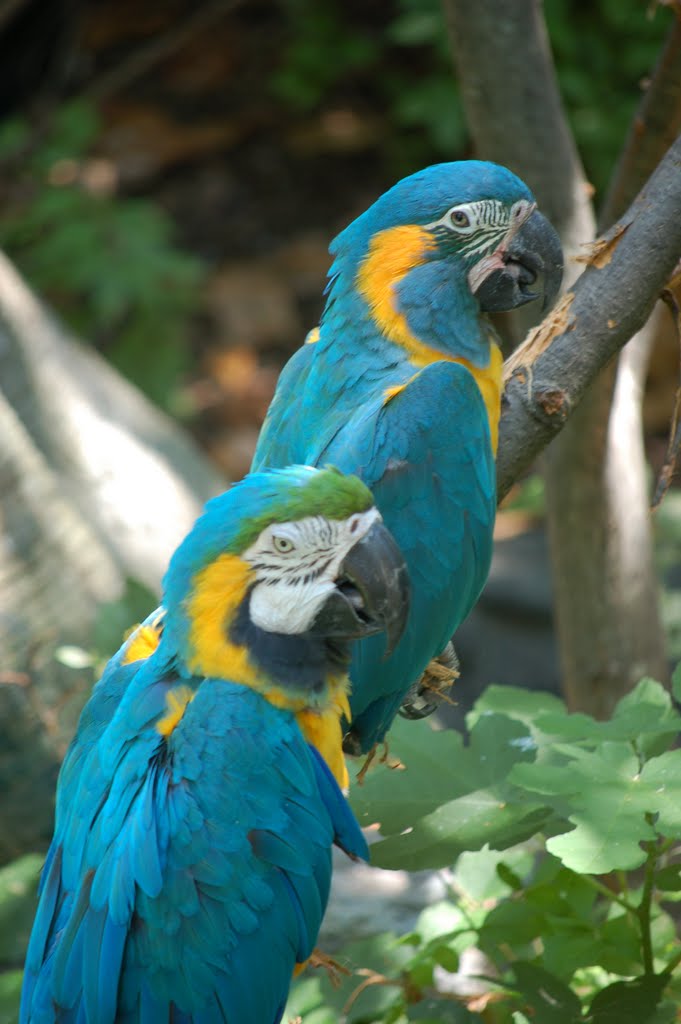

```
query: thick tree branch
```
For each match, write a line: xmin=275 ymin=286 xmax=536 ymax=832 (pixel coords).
xmin=497 ymin=134 xmax=681 ymax=499
xmin=443 ymin=0 xmax=592 ymax=255
xmin=445 ymin=0 xmax=678 ymax=712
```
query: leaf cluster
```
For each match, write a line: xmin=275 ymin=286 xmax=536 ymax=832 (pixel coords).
xmin=288 ymin=673 xmax=681 ymax=1022
xmin=273 ymin=0 xmax=667 ymax=191
xmin=0 ymin=101 xmax=202 ymax=411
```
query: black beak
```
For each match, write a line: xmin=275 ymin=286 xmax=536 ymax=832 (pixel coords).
xmin=475 ymin=209 xmax=563 ymax=314
xmin=311 ymin=520 xmax=410 ymax=657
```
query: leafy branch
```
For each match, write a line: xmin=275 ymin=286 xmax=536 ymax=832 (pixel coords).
xmin=288 ymin=673 xmax=681 ymax=1021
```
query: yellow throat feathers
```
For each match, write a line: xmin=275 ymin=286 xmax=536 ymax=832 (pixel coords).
xmin=185 ymin=552 xmax=350 ymax=787
xmin=356 ymin=224 xmax=503 ymax=454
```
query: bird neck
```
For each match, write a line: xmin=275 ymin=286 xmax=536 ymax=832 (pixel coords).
xmin=228 ymin=593 xmax=353 ymax=789
xmin=175 ymin=556 xmax=351 ymax=787
xmin=325 ymin=227 xmax=503 ymax=453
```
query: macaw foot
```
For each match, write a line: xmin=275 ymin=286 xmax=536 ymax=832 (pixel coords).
xmin=353 ymin=739 xmax=392 ymax=785
xmin=398 ymin=641 xmax=460 ymax=720
xmin=308 ymin=948 xmax=351 ymax=987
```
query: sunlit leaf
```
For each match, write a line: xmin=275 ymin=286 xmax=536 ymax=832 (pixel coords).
xmin=353 ymin=715 xmax=554 ymax=871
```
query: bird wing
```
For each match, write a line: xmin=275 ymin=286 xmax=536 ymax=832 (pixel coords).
xmin=21 ymin=666 xmax=366 ymax=1024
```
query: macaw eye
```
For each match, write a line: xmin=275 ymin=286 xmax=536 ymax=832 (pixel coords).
xmin=448 ymin=208 xmax=471 ymax=230
xmin=273 ymin=535 xmax=295 ymax=554
xmin=349 ymin=514 xmax=362 ymax=535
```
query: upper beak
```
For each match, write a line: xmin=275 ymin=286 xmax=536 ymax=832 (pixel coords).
xmin=311 ymin=520 xmax=410 ymax=657
xmin=475 ymin=209 xmax=564 ymax=314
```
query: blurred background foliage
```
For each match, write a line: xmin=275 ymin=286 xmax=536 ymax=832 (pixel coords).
xmin=0 ymin=100 xmax=202 ymax=412
xmin=0 ymin=0 xmax=669 ymax=418
xmin=274 ymin=0 xmax=667 ymax=188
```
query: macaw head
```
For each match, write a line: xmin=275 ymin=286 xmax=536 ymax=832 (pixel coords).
xmin=161 ymin=466 xmax=409 ymax=703
xmin=326 ymin=160 xmax=563 ymax=365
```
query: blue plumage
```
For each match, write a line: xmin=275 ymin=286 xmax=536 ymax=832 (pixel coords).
xmin=20 ymin=467 xmax=410 ymax=1024
xmin=23 ymin=667 xmax=365 ymax=1024
xmin=253 ymin=161 xmax=562 ymax=751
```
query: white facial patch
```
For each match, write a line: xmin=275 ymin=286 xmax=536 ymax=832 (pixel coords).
xmin=466 ymin=198 xmax=535 ymax=293
xmin=425 ymin=197 xmax=535 ymax=286
xmin=243 ymin=506 xmax=381 ymax=634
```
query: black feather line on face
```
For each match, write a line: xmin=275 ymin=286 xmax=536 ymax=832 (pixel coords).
xmin=229 ymin=588 xmax=350 ymax=695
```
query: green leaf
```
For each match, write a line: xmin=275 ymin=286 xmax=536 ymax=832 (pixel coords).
xmin=350 ymin=718 xmax=477 ymax=833
xmin=431 ymin=944 xmax=459 ymax=973
xmin=538 ymin=903 xmax=640 ymax=981
xmin=512 ymin=743 xmax=662 ymax=873
xmin=638 ymin=750 xmax=681 ymax=839
xmin=586 ymin=973 xmax=669 ymax=1023
xmin=496 ymin=862 xmax=524 ymax=891
xmin=356 ymin=715 xmax=553 ymax=871
xmin=597 ymin=913 xmax=643 ymax=975
xmin=533 ymin=679 xmax=681 ymax=752
xmin=511 ymin=962 xmax=582 ymax=1023
xmin=478 ymin=899 xmax=549 ymax=951
xmin=655 ymin=865 xmax=681 ymax=892
xmin=454 ymin=845 xmax=534 ymax=901
xmin=406 ymin=958 xmax=433 ymax=989
xmin=542 ymin=931 xmax=611 ymax=981
xmin=466 ymin=685 xmax=566 ymax=730
xmin=413 ymin=901 xmax=466 ymax=945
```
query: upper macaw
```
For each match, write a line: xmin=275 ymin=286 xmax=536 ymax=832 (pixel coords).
xmin=21 ymin=465 xmax=408 ymax=1024
xmin=252 ymin=160 xmax=563 ymax=753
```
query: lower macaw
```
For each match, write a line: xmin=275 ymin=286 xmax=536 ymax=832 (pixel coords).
xmin=21 ymin=465 xmax=408 ymax=1024
xmin=252 ymin=160 xmax=563 ymax=753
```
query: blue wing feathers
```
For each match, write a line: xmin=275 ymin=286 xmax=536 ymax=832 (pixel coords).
xmin=309 ymin=745 xmax=369 ymax=860
xmin=23 ymin=669 xmax=358 ymax=1023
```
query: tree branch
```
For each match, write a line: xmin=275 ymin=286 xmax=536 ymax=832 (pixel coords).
xmin=497 ymin=134 xmax=681 ymax=499
xmin=445 ymin=0 xmax=678 ymax=712
xmin=443 ymin=0 xmax=592 ymax=255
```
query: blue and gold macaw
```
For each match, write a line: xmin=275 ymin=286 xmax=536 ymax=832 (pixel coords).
xmin=252 ymin=161 xmax=563 ymax=753
xmin=21 ymin=466 xmax=408 ymax=1024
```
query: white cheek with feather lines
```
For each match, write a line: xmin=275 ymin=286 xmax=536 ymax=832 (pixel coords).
xmin=246 ymin=506 xmax=381 ymax=635
xmin=249 ymin=577 xmax=338 ymax=634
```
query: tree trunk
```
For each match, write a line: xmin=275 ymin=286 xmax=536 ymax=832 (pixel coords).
xmin=0 ymin=250 xmax=224 ymax=861
xmin=542 ymin=14 xmax=681 ymax=711
xmin=443 ymin=0 xmax=674 ymax=714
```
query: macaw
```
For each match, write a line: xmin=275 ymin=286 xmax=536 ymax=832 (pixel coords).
xmin=252 ymin=160 xmax=563 ymax=753
xmin=21 ymin=465 xmax=408 ymax=1024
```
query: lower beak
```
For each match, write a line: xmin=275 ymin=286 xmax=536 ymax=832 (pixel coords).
xmin=475 ymin=209 xmax=563 ymax=314
xmin=311 ymin=521 xmax=410 ymax=657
